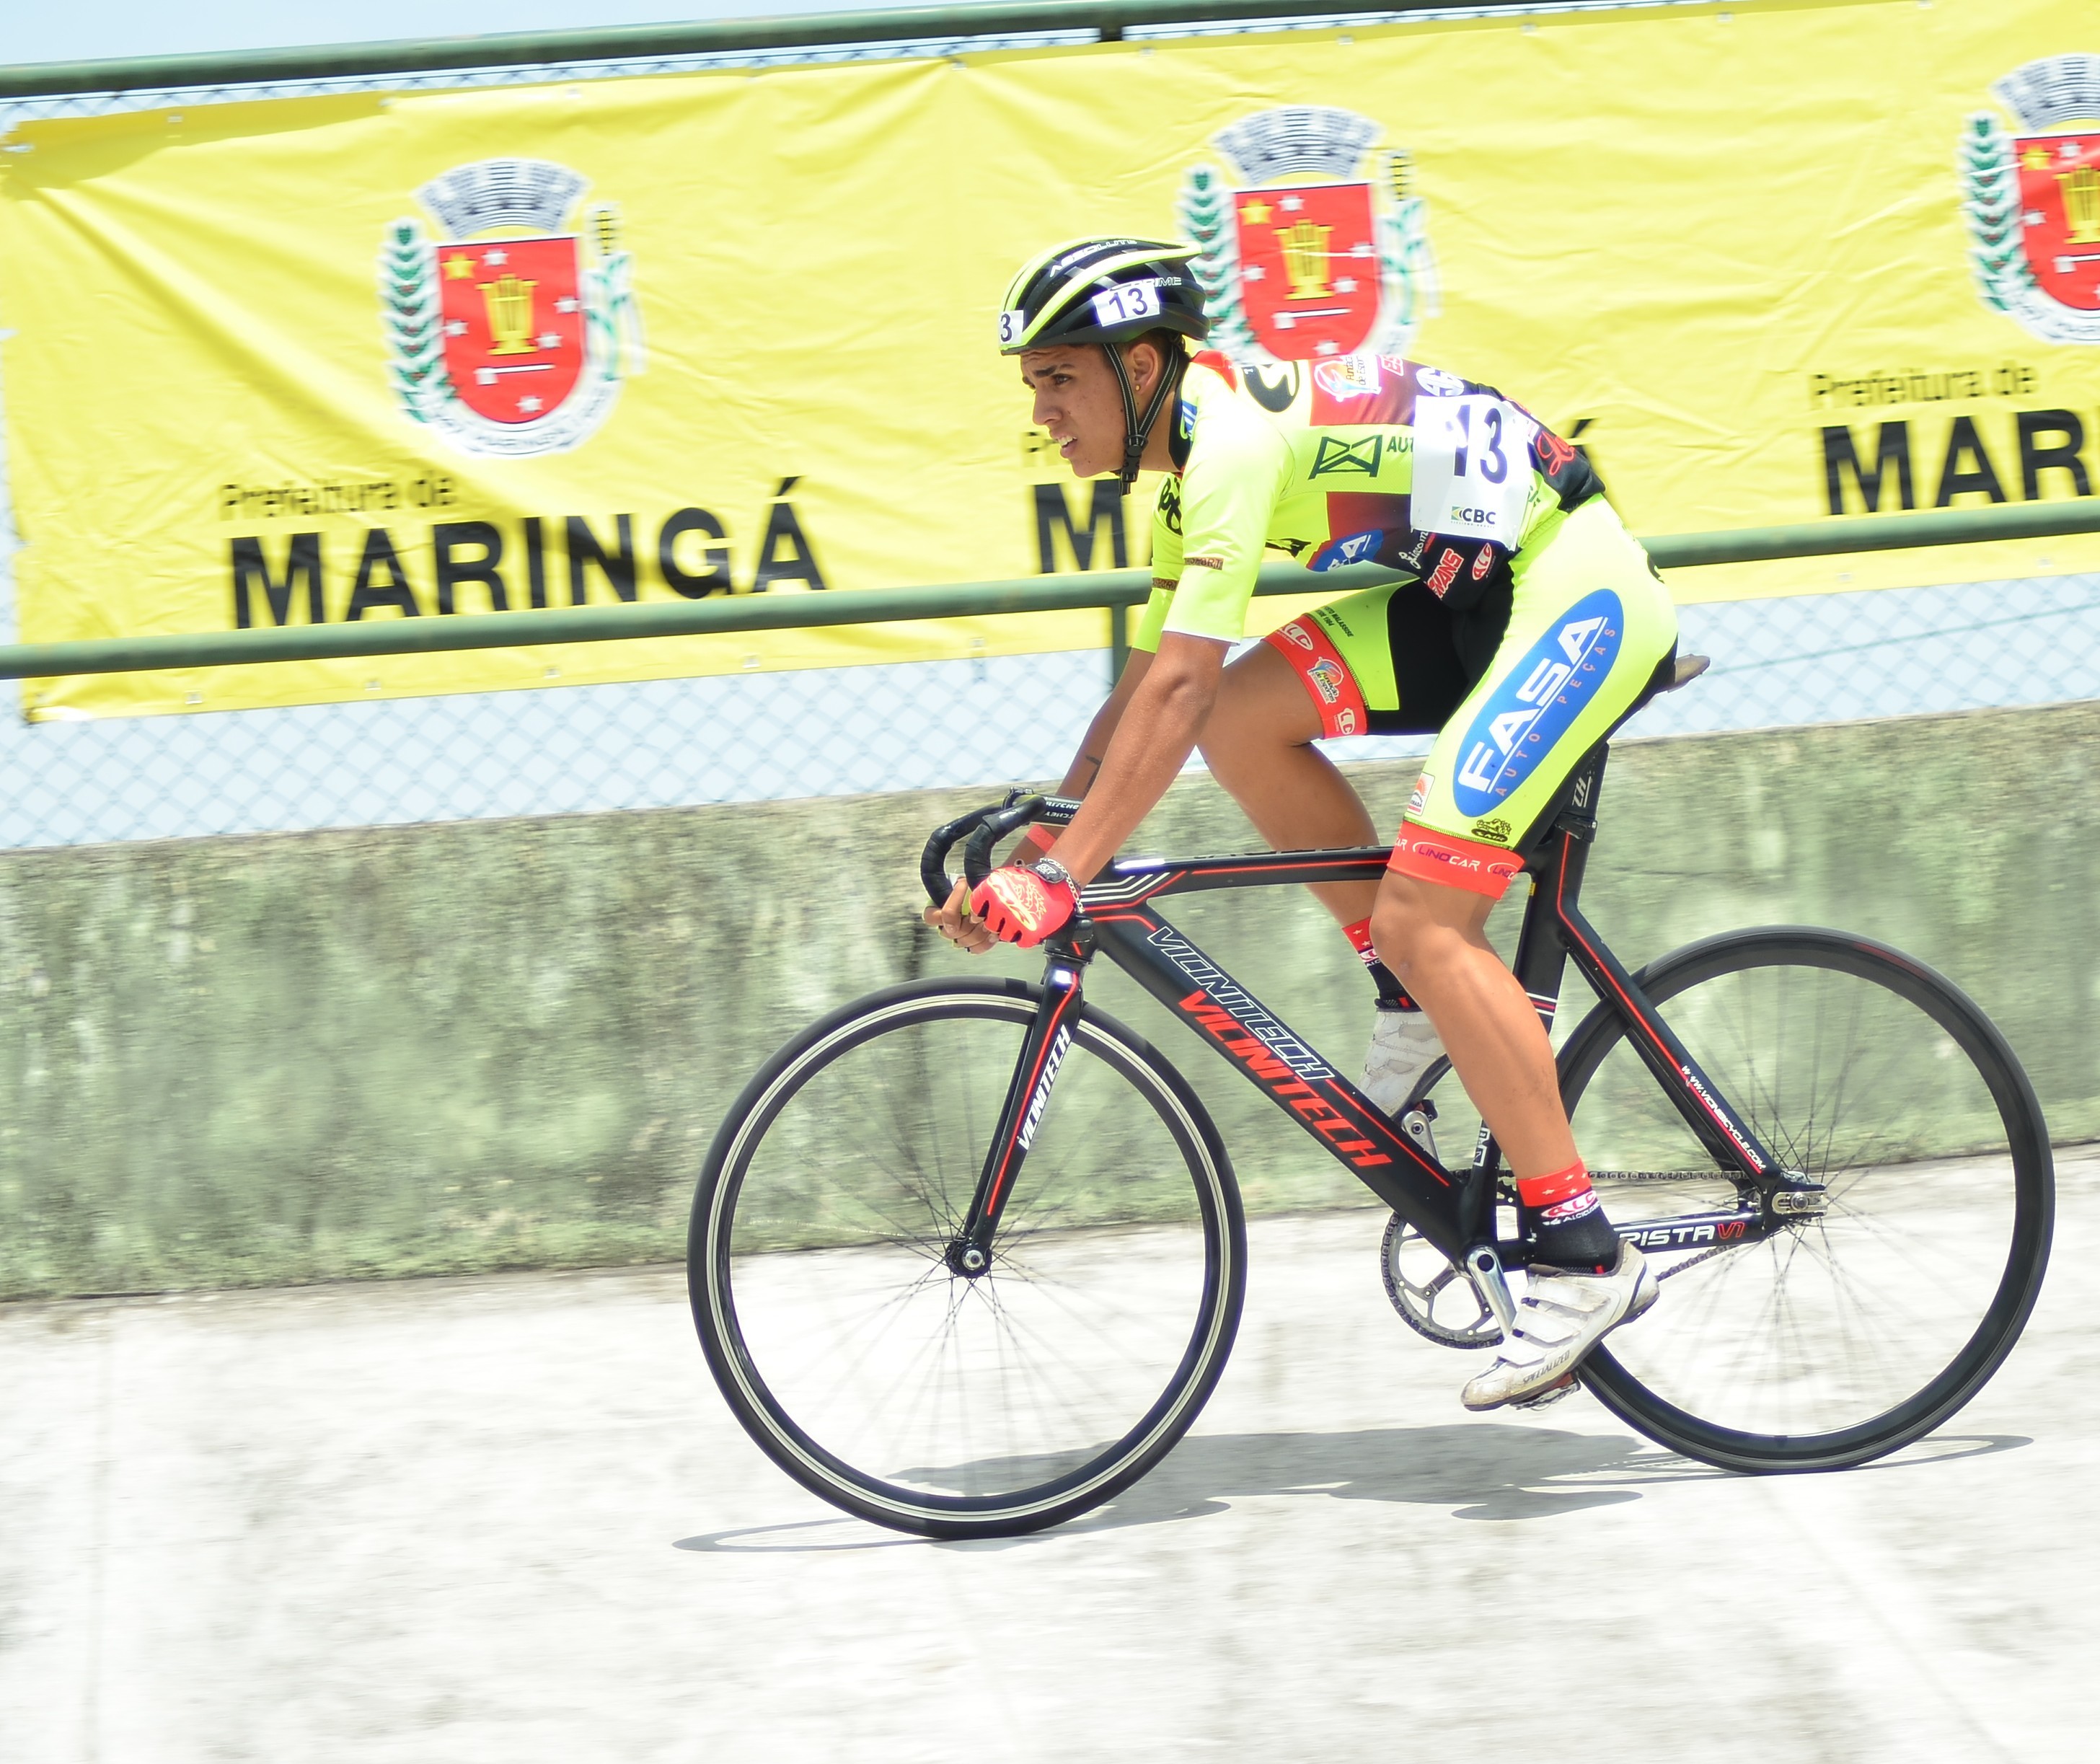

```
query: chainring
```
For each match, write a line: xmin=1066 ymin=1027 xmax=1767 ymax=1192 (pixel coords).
xmin=1379 ymin=1211 xmax=1501 ymax=1349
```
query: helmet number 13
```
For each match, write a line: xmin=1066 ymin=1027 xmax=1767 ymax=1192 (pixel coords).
xmin=1090 ymin=281 xmax=1163 ymax=328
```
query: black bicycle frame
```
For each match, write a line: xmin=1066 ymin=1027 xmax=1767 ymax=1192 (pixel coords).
xmin=938 ymin=744 xmax=1812 ymax=1283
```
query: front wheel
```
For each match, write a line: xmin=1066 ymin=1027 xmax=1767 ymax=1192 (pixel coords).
xmin=689 ymin=976 xmax=1245 ymax=1538
xmin=1561 ymin=928 xmax=2054 ymax=1472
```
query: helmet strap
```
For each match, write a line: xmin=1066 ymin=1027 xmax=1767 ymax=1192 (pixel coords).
xmin=1109 ymin=340 xmax=1185 ymax=491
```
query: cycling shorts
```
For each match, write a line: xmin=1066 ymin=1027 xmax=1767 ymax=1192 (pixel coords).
xmin=1262 ymin=498 xmax=1678 ymax=899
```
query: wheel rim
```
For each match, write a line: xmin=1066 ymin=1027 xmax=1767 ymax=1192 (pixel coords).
xmin=1568 ymin=938 xmax=2046 ymax=1457
xmin=705 ymin=995 xmax=1234 ymax=1520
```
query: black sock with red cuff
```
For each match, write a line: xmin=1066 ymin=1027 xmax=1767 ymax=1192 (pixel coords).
xmin=1341 ymin=916 xmax=1416 ymax=1012
xmin=1517 ymin=1160 xmax=1620 ymax=1272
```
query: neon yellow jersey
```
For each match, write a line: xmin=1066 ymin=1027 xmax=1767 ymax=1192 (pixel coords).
xmin=1132 ymin=350 xmax=1603 ymax=653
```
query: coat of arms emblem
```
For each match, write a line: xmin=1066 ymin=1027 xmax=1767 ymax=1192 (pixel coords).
xmin=1177 ymin=107 xmax=1437 ymax=366
xmin=379 ymin=159 xmax=646 ymax=456
xmin=1962 ymin=55 xmax=2100 ymax=345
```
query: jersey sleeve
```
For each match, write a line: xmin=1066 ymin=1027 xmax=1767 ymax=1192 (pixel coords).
xmin=1130 ymin=477 xmax=1186 ymax=655
xmin=1157 ymin=387 xmax=1293 ymax=645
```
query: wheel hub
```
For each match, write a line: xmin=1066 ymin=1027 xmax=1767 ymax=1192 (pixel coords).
xmin=1768 ymin=1181 xmax=1829 ymax=1220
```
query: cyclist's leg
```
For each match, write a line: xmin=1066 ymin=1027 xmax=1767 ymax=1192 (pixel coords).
xmin=1201 ymin=579 xmax=1447 ymax=922
xmin=1198 ymin=630 xmax=1380 ymax=928
xmin=1372 ymin=865 xmax=1576 ymax=1168
xmin=1377 ymin=499 xmax=1678 ymax=1181
xmin=1369 ymin=499 xmax=1675 ymax=1402
xmin=1205 ymin=582 xmax=1462 ymax=1110
xmin=1373 ymin=863 xmax=1655 ymax=1408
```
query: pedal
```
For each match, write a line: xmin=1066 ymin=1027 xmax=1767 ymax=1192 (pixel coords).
xmin=1512 ymin=1372 xmax=1579 ymax=1411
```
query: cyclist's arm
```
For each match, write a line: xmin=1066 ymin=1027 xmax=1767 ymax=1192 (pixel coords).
xmin=924 ymin=613 xmax=1162 ymax=945
xmin=1046 ymin=387 xmax=1287 ymax=880
xmin=1047 ymin=470 xmax=1187 ymax=811
xmin=1009 ymin=484 xmax=1181 ymax=860
xmin=1059 ymin=630 xmax=1155 ymax=797
xmin=1046 ymin=631 xmax=1226 ymax=883
xmin=1008 ymin=613 xmax=1164 ymax=859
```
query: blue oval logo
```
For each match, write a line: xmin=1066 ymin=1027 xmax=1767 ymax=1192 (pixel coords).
xmin=1310 ymin=528 xmax=1384 ymax=572
xmin=1451 ymin=590 xmax=1623 ymax=818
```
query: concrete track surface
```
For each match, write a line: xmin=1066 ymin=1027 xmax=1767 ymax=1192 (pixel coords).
xmin=5 ymin=1155 xmax=2093 ymax=1763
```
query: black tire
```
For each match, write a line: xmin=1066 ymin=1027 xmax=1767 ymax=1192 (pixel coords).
xmin=689 ymin=976 xmax=1245 ymax=1538
xmin=1559 ymin=927 xmax=2053 ymax=1472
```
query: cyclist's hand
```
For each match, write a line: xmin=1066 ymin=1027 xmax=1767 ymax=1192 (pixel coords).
xmin=970 ymin=865 xmax=1076 ymax=949
xmin=924 ymin=879 xmax=997 ymax=955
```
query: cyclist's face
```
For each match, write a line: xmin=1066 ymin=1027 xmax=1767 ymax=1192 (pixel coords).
xmin=1020 ymin=345 xmax=1125 ymax=478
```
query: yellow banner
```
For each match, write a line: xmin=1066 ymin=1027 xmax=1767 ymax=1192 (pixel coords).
xmin=1 ymin=0 xmax=2096 ymax=719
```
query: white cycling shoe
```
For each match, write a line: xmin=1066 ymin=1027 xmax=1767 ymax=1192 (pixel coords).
xmin=1360 ymin=1005 xmax=1444 ymax=1116
xmin=1460 ymin=1242 xmax=1659 ymax=1412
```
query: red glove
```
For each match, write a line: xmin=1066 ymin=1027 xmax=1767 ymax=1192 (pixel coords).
xmin=971 ymin=863 xmax=1077 ymax=948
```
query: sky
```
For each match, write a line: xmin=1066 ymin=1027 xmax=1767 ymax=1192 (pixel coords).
xmin=1 ymin=1 xmax=912 ymax=67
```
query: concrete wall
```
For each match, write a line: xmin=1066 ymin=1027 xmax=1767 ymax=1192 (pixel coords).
xmin=1 ymin=700 xmax=2094 ymax=1300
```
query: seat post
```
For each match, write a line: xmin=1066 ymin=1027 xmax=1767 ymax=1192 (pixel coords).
xmin=1558 ymin=743 xmax=1607 ymax=847
xmin=1517 ymin=744 xmax=1611 ymax=1057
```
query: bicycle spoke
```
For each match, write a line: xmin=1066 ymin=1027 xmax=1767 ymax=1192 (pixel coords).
xmin=700 ymin=989 xmax=1238 ymax=1525
xmin=1569 ymin=938 xmax=2041 ymax=1456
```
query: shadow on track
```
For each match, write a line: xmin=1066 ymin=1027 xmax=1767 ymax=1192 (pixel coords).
xmin=675 ymin=1426 xmax=2026 ymax=1553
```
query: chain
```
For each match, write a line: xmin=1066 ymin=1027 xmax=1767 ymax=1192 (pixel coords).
xmin=1654 ymin=1240 xmax=1754 ymax=1282
xmin=1591 ymin=1169 xmax=1737 ymax=1185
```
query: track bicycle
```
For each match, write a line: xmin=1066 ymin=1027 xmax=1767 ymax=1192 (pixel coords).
xmin=688 ymin=659 xmax=2055 ymax=1538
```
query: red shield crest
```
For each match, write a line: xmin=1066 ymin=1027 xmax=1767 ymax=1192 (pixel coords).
xmin=2017 ymin=132 xmax=2100 ymax=312
xmin=1232 ymin=182 xmax=1380 ymax=361
xmin=433 ymin=235 xmax=588 ymax=424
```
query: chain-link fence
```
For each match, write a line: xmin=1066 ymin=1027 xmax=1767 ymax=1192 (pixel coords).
xmin=0 ymin=568 xmax=2091 ymax=849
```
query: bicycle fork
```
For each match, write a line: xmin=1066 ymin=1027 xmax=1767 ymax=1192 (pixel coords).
xmin=946 ymin=948 xmax=1090 ymax=1277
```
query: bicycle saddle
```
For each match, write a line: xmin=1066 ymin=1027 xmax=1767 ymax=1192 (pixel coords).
xmin=1664 ymin=653 xmax=1711 ymax=692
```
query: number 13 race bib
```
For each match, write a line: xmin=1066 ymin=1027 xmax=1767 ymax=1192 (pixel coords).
xmin=1411 ymin=393 xmax=1540 ymax=545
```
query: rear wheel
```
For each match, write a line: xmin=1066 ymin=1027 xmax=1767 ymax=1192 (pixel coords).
xmin=689 ymin=977 xmax=1244 ymax=1537
xmin=1561 ymin=928 xmax=2053 ymax=1471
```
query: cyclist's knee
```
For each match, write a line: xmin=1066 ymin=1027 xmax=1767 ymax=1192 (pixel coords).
xmin=1368 ymin=892 xmax=1434 ymax=978
xmin=1370 ymin=873 xmax=1491 ymax=979
xmin=1199 ymin=644 xmax=1320 ymax=773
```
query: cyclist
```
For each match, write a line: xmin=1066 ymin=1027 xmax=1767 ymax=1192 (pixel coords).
xmin=927 ymin=236 xmax=1678 ymax=1409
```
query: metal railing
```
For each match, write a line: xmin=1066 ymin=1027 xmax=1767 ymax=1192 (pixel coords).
xmin=0 ymin=1 xmax=1555 ymax=97
xmin=3 ymin=500 xmax=2096 ymax=682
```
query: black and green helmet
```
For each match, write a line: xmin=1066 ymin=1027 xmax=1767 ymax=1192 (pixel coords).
xmin=996 ymin=237 xmax=1209 ymax=354
xmin=997 ymin=237 xmax=1210 ymax=486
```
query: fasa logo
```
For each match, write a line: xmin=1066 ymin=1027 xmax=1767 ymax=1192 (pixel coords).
xmin=1962 ymin=55 xmax=2100 ymax=344
xmin=1452 ymin=590 xmax=1622 ymax=816
xmin=380 ymin=159 xmax=648 ymax=457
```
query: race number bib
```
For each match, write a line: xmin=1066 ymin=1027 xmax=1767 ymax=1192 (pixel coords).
xmin=1090 ymin=280 xmax=1162 ymax=327
xmin=1410 ymin=393 xmax=1539 ymax=544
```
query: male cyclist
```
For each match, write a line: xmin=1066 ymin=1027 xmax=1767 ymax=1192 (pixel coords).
xmin=927 ymin=236 xmax=1678 ymax=1408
